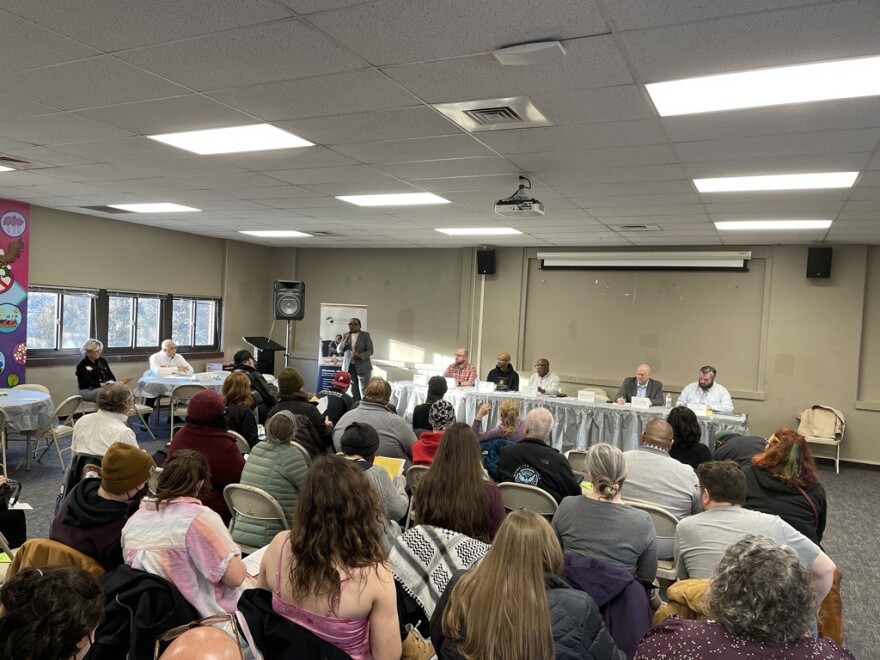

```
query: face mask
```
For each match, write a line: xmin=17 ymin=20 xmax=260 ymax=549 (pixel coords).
xmin=127 ymin=484 xmax=149 ymax=502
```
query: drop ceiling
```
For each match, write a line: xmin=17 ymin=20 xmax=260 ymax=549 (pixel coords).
xmin=0 ymin=0 xmax=878 ymax=248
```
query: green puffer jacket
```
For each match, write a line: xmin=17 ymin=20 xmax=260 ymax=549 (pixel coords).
xmin=233 ymin=441 xmax=309 ymax=549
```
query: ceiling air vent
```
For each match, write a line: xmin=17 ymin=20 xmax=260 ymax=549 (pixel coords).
xmin=433 ymin=96 xmax=552 ymax=132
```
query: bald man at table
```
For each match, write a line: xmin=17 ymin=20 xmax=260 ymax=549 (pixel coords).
xmin=615 ymin=363 xmax=664 ymax=406
xmin=149 ymin=339 xmax=193 ymax=375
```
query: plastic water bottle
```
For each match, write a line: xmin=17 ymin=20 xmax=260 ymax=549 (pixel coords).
xmin=665 ymin=394 xmax=672 ymax=408
xmin=474 ymin=377 xmax=480 ymax=389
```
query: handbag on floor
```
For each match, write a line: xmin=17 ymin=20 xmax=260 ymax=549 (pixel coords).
xmin=0 ymin=479 xmax=26 ymax=549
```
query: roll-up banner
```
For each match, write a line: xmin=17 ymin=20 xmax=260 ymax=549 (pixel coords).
xmin=0 ymin=200 xmax=29 ymax=387
xmin=317 ymin=303 xmax=367 ymax=393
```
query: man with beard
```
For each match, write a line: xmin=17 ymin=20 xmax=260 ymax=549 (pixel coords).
xmin=677 ymin=365 xmax=733 ymax=413
xmin=485 ymin=351 xmax=519 ymax=391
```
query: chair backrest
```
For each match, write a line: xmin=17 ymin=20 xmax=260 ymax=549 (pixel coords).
xmin=170 ymin=383 xmax=207 ymax=403
xmin=623 ymin=498 xmax=679 ymax=538
xmin=223 ymin=484 xmax=290 ymax=531
xmin=227 ymin=430 xmax=251 ymax=454
xmin=54 ymin=395 xmax=84 ymax=424
xmin=565 ymin=449 xmax=588 ymax=474
xmin=57 ymin=452 xmax=103 ymax=514
xmin=7 ymin=538 xmax=105 ymax=580
xmin=14 ymin=383 xmax=51 ymax=395
xmin=797 ymin=405 xmax=845 ymax=440
xmin=498 ymin=482 xmax=558 ymax=515
xmin=148 ymin=467 xmax=163 ymax=495
xmin=580 ymin=386 xmax=610 ymax=403
xmin=290 ymin=441 xmax=312 ymax=466
xmin=405 ymin=464 xmax=430 ymax=492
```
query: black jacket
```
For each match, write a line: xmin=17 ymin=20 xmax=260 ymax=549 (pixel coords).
xmin=317 ymin=388 xmax=354 ymax=425
xmin=76 ymin=356 xmax=116 ymax=391
xmin=486 ymin=365 xmax=520 ymax=391
xmin=431 ymin=571 xmax=625 ymax=660
xmin=225 ymin=402 xmax=259 ymax=448
xmin=743 ymin=465 xmax=827 ymax=545
xmin=234 ymin=363 xmax=278 ymax=420
xmin=271 ymin=395 xmax=334 ymax=456
xmin=497 ymin=438 xmax=581 ymax=503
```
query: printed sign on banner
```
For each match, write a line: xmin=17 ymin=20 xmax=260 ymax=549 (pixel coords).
xmin=0 ymin=200 xmax=29 ymax=387
xmin=317 ymin=303 xmax=367 ymax=393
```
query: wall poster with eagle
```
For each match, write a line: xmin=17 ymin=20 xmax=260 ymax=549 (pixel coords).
xmin=0 ymin=200 xmax=29 ymax=387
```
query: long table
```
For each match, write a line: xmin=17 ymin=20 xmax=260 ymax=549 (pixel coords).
xmin=390 ymin=381 xmax=749 ymax=454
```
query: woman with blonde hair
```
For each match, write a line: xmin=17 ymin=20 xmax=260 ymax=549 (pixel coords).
xmin=432 ymin=509 xmax=624 ymax=660
xmin=551 ymin=443 xmax=657 ymax=581
xmin=221 ymin=371 xmax=258 ymax=448
xmin=471 ymin=398 xmax=526 ymax=442
xmin=257 ymin=454 xmax=400 ymax=660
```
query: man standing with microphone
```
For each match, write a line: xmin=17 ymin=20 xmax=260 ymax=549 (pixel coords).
xmin=339 ymin=318 xmax=373 ymax=402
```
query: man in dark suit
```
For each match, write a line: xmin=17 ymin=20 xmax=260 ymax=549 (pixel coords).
xmin=615 ymin=363 xmax=664 ymax=406
xmin=339 ymin=317 xmax=373 ymax=402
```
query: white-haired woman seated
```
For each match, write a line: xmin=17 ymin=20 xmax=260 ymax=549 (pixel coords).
xmin=76 ymin=338 xmax=118 ymax=402
xmin=636 ymin=534 xmax=853 ymax=659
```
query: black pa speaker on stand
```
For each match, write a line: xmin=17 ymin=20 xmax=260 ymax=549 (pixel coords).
xmin=274 ymin=280 xmax=305 ymax=320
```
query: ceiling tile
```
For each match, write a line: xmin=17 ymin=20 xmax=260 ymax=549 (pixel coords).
xmin=478 ymin=121 xmax=666 ymax=155
xmin=529 ymin=85 xmax=655 ymax=125
xmin=510 ymin=145 xmax=678 ymax=172
xmin=279 ymin=106 xmax=462 ymax=144
xmin=0 ymin=9 xmax=100 ymax=76
xmin=210 ymin=146 xmax=358 ymax=171
xmin=604 ymin=0 xmax=821 ymax=31
xmin=48 ymin=137 xmax=189 ymax=163
xmin=262 ymin=165 xmax=399 ymax=185
xmin=331 ymin=134 xmax=494 ymax=164
xmin=0 ymin=91 xmax=56 ymax=121
xmin=0 ymin=113 xmax=133 ymax=144
xmin=375 ymin=157 xmax=520 ymax=180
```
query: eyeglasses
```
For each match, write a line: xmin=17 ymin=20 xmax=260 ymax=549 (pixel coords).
xmin=153 ymin=614 xmax=243 ymax=659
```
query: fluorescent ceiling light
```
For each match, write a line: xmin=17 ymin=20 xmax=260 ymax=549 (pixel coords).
xmin=647 ymin=55 xmax=880 ymax=116
xmin=336 ymin=193 xmax=450 ymax=207
xmin=715 ymin=220 xmax=832 ymax=231
xmin=148 ymin=124 xmax=313 ymax=155
xmin=0 ymin=166 xmax=14 ymax=172
xmin=435 ymin=227 xmax=522 ymax=236
xmin=108 ymin=203 xmax=200 ymax=213
xmin=238 ymin=230 xmax=312 ymax=238
xmin=695 ymin=172 xmax=858 ymax=193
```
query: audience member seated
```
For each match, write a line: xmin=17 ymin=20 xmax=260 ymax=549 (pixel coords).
xmin=497 ymin=408 xmax=581 ymax=504
xmin=340 ymin=422 xmax=408 ymax=536
xmin=50 ymin=442 xmax=155 ymax=570
xmin=123 ymin=450 xmax=250 ymax=616
xmin=712 ymin=429 xmax=766 ymax=466
xmin=316 ymin=370 xmax=354 ymax=426
xmin=158 ymin=625 xmax=242 ymax=660
xmin=412 ymin=376 xmax=447 ymax=433
xmin=471 ymin=398 xmax=526 ymax=442
xmin=150 ymin=339 xmax=193 ymax=375
xmin=232 ymin=349 xmax=278 ymax=423
xmin=676 ymin=365 xmax=733 ymax=413
xmin=412 ymin=400 xmax=457 ymax=466
xmin=552 ymin=443 xmax=657 ymax=583
xmin=0 ymin=566 xmax=105 ymax=660
xmin=235 ymin=411 xmax=309 ymax=550
xmin=744 ymin=428 xmax=827 ymax=546
xmin=675 ymin=461 xmax=836 ymax=608
xmin=256 ymin=455 xmax=401 ymax=660
xmin=638 ymin=535 xmax=853 ymax=659
xmin=76 ymin=338 xmax=130 ymax=402
xmin=485 ymin=351 xmax=519 ymax=391
xmin=334 ymin=378 xmax=416 ymax=463
xmin=615 ymin=363 xmax=664 ymax=405
xmin=621 ymin=419 xmax=700 ymax=558
xmin=270 ymin=367 xmax=333 ymax=454
xmin=70 ymin=382 xmax=138 ymax=456
xmin=221 ymin=372 xmax=259 ymax=449
xmin=432 ymin=509 xmax=625 ymax=660
xmin=666 ymin=406 xmax=713 ymax=470
xmin=526 ymin=358 xmax=560 ymax=394
xmin=413 ymin=423 xmax=505 ymax=542
xmin=165 ymin=390 xmax=245 ymax=524
xmin=443 ymin=348 xmax=477 ymax=387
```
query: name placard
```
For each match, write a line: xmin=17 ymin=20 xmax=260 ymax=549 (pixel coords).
xmin=520 ymin=385 xmax=539 ymax=397
xmin=412 ymin=373 xmax=428 ymax=386
xmin=630 ymin=396 xmax=652 ymax=410
xmin=477 ymin=381 xmax=495 ymax=393
xmin=577 ymin=389 xmax=596 ymax=403
xmin=445 ymin=377 xmax=458 ymax=389
xmin=687 ymin=403 xmax=709 ymax=416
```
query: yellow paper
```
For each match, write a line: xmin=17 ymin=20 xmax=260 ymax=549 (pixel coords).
xmin=0 ymin=552 xmax=11 ymax=563
xmin=373 ymin=456 xmax=405 ymax=479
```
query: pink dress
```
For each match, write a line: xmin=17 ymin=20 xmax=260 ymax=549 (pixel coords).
xmin=271 ymin=532 xmax=372 ymax=659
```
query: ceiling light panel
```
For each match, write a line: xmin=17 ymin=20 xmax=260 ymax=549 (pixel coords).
xmin=695 ymin=172 xmax=859 ymax=192
xmin=715 ymin=220 xmax=832 ymax=230
xmin=336 ymin=193 xmax=451 ymax=206
xmin=108 ymin=203 xmax=201 ymax=213
xmin=647 ymin=55 xmax=880 ymax=116
xmin=148 ymin=124 xmax=313 ymax=155
xmin=238 ymin=230 xmax=312 ymax=237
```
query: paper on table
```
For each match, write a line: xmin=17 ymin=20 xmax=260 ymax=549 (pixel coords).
xmin=11 ymin=502 xmax=32 ymax=510
xmin=373 ymin=456 xmax=405 ymax=478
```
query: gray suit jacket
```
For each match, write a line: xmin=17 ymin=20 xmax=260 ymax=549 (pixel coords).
xmin=340 ymin=330 xmax=373 ymax=375
xmin=616 ymin=377 xmax=664 ymax=405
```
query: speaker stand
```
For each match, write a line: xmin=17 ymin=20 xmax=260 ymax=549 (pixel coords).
xmin=284 ymin=319 xmax=293 ymax=367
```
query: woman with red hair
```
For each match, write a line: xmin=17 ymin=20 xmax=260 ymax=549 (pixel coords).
xmin=743 ymin=427 xmax=826 ymax=545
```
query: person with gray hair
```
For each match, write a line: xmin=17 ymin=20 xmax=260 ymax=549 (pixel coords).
xmin=552 ymin=443 xmax=657 ymax=581
xmin=637 ymin=535 xmax=853 ymax=658
xmin=496 ymin=408 xmax=580 ymax=503
xmin=70 ymin=382 xmax=138 ymax=456
xmin=149 ymin=339 xmax=193 ymax=375
xmin=236 ymin=410 xmax=309 ymax=549
xmin=76 ymin=338 xmax=132 ymax=401
xmin=676 ymin=365 xmax=733 ymax=413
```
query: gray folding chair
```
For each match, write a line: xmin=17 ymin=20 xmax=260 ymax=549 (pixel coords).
xmin=623 ymin=498 xmax=679 ymax=582
xmin=403 ymin=464 xmax=430 ymax=530
xmin=224 ymin=483 xmax=290 ymax=555
xmin=498 ymin=482 xmax=558 ymax=517
xmin=227 ymin=430 xmax=251 ymax=454
xmin=168 ymin=384 xmax=207 ymax=438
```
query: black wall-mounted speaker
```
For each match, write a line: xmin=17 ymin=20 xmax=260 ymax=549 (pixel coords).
xmin=273 ymin=280 xmax=305 ymax=320
xmin=806 ymin=247 xmax=832 ymax=279
xmin=477 ymin=249 xmax=496 ymax=275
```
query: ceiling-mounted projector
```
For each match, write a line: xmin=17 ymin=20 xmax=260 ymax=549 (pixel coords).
xmin=495 ymin=175 xmax=544 ymax=217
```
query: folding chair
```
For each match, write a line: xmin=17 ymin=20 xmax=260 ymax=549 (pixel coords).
xmin=168 ymin=384 xmax=207 ymax=438
xmin=290 ymin=441 xmax=312 ymax=466
xmin=498 ymin=482 xmax=558 ymax=517
xmin=224 ymin=483 xmax=290 ymax=554
xmin=227 ymin=430 xmax=251 ymax=454
xmin=10 ymin=395 xmax=82 ymax=472
xmin=623 ymin=498 xmax=679 ymax=582
xmin=403 ymin=464 xmax=429 ymax=530
xmin=127 ymin=383 xmax=156 ymax=441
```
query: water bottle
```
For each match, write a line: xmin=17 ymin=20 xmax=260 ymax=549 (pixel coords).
xmin=474 ymin=377 xmax=480 ymax=389
xmin=665 ymin=394 xmax=672 ymax=408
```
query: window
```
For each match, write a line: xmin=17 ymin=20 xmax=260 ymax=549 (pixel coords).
xmin=26 ymin=288 xmax=96 ymax=352
xmin=27 ymin=287 xmax=221 ymax=356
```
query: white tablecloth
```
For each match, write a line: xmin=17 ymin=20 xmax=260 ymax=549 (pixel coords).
xmin=0 ymin=389 xmax=54 ymax=432
xmin=135 ymin=373 xmax=228 ymax=398
xmin=390 ymin=382 xmax=749 ymax=454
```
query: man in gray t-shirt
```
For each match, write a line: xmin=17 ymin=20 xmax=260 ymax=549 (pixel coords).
xmin=675 ymin=461 xmax=836 ymax=604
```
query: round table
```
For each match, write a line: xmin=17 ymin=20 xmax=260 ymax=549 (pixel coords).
xmin=135 ymin=372 xmax=229 ymax=398
xmin=0 ymin=389 xmax=53 ymax=432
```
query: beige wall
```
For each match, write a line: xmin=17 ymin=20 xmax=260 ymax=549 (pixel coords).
xmin=22 ymin=204 xmax=880 ymax=463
